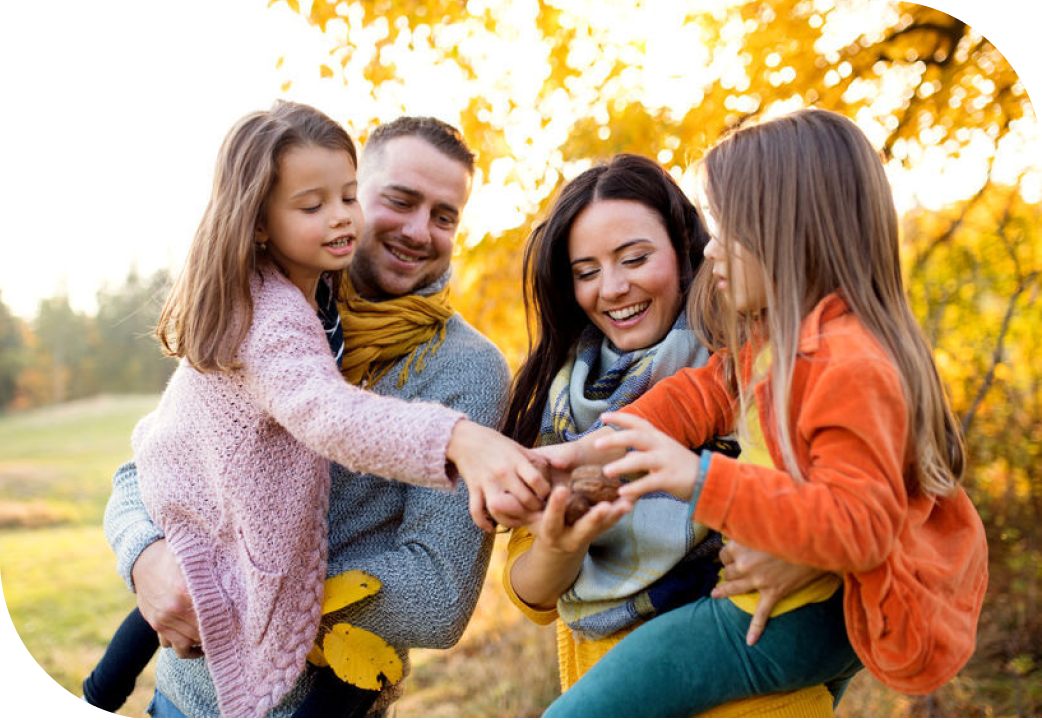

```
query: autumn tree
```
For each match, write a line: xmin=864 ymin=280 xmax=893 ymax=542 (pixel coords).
xmin=11 ymin=269 xmax=175 ymax=409
xmin=274 ymin=0 xmax=1039 ymax=712
xmin=92 ymin=268 xmax=175 ymax=395
xmin=0 ymin=291 xmax=26 ymax=411
xmin=276 ymin=0 xmax=1036 ymax=358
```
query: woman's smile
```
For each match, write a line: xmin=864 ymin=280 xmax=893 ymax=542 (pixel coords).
xmin=605 ymin=300 xmax=651 ymax=325
xmin=569 ymin=199 xmax=682 ymax=351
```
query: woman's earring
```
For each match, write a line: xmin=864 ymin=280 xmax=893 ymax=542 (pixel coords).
xmin=255 ymin=240 xmax=267 ymax=252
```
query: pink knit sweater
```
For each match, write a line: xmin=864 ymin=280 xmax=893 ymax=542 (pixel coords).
xmin=134 ymin=264 xmax=465 ymax=717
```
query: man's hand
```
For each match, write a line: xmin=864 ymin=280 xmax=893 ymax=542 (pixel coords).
xmin=131 ymin=539 xmax=202 ymax=658
xmin=711 ymin=541 xmax=830 ymax=646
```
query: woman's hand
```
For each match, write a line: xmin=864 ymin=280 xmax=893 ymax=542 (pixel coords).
xmin=446 ymin=419 xmax=552 ymax=532
xmin=509 ymin=485 xmax=632 ymax=609
xmin=594 ymin=412 xmax=700 ymax=501
xmin=712 ymin=541 xmax=831 ymax=645
xmin=532 ymin=485 xmax=633 ymax=555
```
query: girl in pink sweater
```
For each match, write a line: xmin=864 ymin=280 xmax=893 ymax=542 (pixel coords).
xmin=537 ymin=108 xmax=987 ymax=717
xmin=112 ymin=101 xmax=548 ymax=717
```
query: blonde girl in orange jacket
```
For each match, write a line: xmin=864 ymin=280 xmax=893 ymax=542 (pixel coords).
xmin=536 ymin=108 xmax=988 ymax=718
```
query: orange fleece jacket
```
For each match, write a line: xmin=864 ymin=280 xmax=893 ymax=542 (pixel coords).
xmin=622 ymin=294 xmax=988 ymax=694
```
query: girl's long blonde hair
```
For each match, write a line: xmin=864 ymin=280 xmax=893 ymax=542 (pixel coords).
xmin=156 ymin=100 xmax=357 ymax=372
xmin=691 ymin=108 xmax=964 ymax=497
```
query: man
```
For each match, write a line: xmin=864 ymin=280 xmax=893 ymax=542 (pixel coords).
xmin=103 ymin=117 xmax=511 ymax=717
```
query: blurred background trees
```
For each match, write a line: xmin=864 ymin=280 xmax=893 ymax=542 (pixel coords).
xmin=0 ymin=269 xmax=174 ymax=412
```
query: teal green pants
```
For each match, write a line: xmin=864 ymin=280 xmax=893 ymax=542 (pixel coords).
xmin=543 ymin=589 xmax=862 ymax=718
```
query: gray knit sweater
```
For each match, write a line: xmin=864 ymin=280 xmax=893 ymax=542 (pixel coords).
xmin=104 ymin=271 xmax=508 ymax=717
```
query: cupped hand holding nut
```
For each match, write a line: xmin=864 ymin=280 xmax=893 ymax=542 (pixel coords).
xmin=562 ymin=465 xmax=622 ymax=525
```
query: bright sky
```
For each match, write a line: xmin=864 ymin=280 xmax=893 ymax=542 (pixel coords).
xmin=0 ymin=0 xmax=354 ymax=318
xmin=0 ymin=0 xmax=1039 ymax=322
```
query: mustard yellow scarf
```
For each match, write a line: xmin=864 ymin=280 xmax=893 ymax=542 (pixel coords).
xmin=338 ymin=275 xmax=454 ymax=388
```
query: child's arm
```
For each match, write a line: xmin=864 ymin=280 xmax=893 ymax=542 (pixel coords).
xmin=608 ymin=353 xmax=911 ymax=574
xmin=243 ymin=278 xmax=549 ymax=530
xmin=445 ymin=419 xmax=552 ymax=530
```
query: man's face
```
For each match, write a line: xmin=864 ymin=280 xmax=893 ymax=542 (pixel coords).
xmin=352 ymin=135 xmax=473 ymax=299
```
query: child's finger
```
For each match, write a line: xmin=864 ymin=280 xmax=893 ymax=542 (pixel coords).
xmin=602 ymin=450 xmax=657 ymax=479
xmin=519 ymin=452 xmax=552 ymax=498
xmin=488 ymin=493 xmax=533 ymax=529
xmin=467 ymin=486 xmax=494 ymax=533
xmin=616 ymin=474 xmax=669 ymax=500
xmin=505 ymin=474 xmax=544 ymax=511
xmin=599 ymin=411 xmax=650 ymax=429
xmin=746 ymin=596 xmax=775 ymax=646
xmin=594 ymin=426 xmax=662 ymax=457
xmin=532 ymin=442 xmax=576 ymax=469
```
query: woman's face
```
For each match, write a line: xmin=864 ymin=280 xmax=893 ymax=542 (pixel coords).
xmin=568 ymin=198 xmax=682 ymax=351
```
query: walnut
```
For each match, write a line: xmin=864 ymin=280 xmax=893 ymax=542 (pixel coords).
xmin=563 ymin=465 xmax=621 ymax=525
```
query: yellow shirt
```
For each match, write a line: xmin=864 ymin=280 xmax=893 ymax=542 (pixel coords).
xmin=726 ymin=349 xmax=841 ymax=617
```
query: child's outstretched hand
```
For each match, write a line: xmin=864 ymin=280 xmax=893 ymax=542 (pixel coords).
xmin=531 ymin=426 xmax=624 ymax=483
xmin=446 ymin=420 xmax=552 ymax=532
xmin=596 ymin=411 xmax=700 ymax=501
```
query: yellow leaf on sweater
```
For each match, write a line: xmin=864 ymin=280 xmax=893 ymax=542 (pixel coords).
xmin=306 ymin=642 xmax=328 ymax=667
xmin=321 ymin=569 xmax=382 ymax=615
xmin=322 ymin=623 xmax=403 ymax=691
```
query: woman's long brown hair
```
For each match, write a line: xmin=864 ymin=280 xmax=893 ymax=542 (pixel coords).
xmin=501 ymin=154 xmax=710 ymax=447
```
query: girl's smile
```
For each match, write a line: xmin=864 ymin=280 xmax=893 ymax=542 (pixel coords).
xmin=257 ymin=144 xmax=364 ymax=304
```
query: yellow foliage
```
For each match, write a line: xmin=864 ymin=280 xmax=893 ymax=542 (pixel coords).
xmin=321 ymin=569 xmax=381 ymax=615
xmin=321 ymin=622 xmax=403 ymax=690
xmin=306 ymin=642 xmax=329 ymax=667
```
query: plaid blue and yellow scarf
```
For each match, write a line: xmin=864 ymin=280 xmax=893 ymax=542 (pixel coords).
xmin=539 ymin=312 xmax=727 ymax=640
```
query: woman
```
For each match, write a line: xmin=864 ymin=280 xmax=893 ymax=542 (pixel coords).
xmin=501 ymin=154 xmax=835 ymax=717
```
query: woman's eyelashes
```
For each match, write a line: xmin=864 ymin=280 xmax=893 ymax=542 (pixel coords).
xmin=573 ymin=251 xmax=652 ymax=282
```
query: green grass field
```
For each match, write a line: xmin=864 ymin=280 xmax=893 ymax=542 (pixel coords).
xmin=0 ymin=395 xmax=162 ymax=715
xmin=0 ymin=395 xmax=1025 ymax=717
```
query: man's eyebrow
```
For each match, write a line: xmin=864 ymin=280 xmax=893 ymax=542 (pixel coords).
xmin=384 ymin=183 xmax=422 ymax=199
xmin=384 ymin=184 xmax=460 ymax=218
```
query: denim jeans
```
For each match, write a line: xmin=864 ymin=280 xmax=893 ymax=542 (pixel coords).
xmin=146 ymin=689 xmax=187 ymax=718
xmin=543 ymin=589 xmax=863 ymax=718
